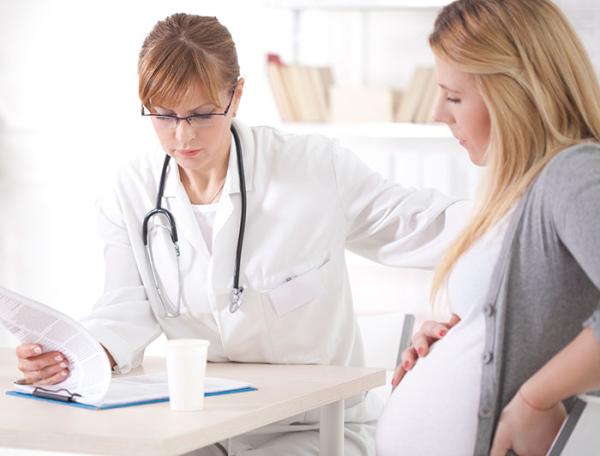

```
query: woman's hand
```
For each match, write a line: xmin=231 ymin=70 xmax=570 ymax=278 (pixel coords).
xmin=490 ymin=389 xmax=567 ymax=456
xmin=391 ymin=313 xmax=461 ymax=389
xmin=15 ymin=343 xmax=70 ymax=385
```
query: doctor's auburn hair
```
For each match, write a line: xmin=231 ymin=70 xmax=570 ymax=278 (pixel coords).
xmin=138 ymin=13 xmax=240 ymax=110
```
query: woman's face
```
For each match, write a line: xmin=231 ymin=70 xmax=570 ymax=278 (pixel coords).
xmin=150 ymin=80 xmax=243 ymax=172
xmin=433 ymin=56 xmax=491 ymax=166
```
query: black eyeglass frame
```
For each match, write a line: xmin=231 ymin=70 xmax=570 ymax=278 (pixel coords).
xmin=140 ymin=87 xmax=236 ymax=125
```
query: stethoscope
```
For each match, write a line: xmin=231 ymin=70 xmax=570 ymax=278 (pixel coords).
xmin=142 ymin=125 xmax=246 ymax=317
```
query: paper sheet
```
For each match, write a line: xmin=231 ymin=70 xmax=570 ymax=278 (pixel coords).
xmin=102 ymin=373 xmax=253 ymax=407
xmin=1 ymin=286 xmax=255 ymax=409
xmin=0 ymin=287 xmax=111 ymax=406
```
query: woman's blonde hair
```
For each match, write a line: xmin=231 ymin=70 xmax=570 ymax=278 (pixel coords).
xmin=429 ymin=0 xmax=600 ymax=300
xmin=138 ymin=13 xmax=239 ymax=110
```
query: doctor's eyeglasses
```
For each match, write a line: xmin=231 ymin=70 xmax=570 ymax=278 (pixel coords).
xmin=141 ymin=88 xmax=236 ymax=130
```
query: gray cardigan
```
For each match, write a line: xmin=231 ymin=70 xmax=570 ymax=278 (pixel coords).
xmin=473 ymin=143 xmax=600 ymax=455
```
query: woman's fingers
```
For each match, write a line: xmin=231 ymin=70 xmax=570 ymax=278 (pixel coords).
xmin=393 ymin=344 xmax=420 ymax=388
xmin=410 ymin=321 xmax=435 ymax=356
xmin=411 ymin=321 xmax=450 ymax=357
xmin=411 ymin=333 xmax=430 ymax=357
xmin=400 ymin=346 xmax=418 ymax=370
xmin=391 ymin=364 xmax=406 ymax=390
xmin=489 ymin=433 xmax=511 ymax=456
xmin=448 ymin=313 xmax=461 ymax=328
xmin=392 ymin=315 xmax=462 ymax=390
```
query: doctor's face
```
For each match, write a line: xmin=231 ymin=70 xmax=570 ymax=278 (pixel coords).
xmin=432 ymin=56 xmax=491 ymax=166
xmin=149 ymin=82 xmax=242 ymax=172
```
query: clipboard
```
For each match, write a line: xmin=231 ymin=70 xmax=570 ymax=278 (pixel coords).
xmin=5 ymin=384 xmax=257 ymax=410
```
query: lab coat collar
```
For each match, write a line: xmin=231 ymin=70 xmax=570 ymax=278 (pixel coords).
xmin=158 ymin=119 xmax=255 ymax=255
xmin=162 ymin=119 xmax=255 ymax=198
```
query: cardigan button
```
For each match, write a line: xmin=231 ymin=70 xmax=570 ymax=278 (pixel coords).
xmin=484 ymin=304 xmax=495 ymax=317
xmin=481 ymin=351 xmax=493 ymax=364
xmin=480 ymin=405 xmax=493 ymax=417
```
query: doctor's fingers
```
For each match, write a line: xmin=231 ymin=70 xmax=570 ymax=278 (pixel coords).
xmin=17 ymin=350 xmax=69 ymax=374
xmin=22 ymin=362 xmax=70 ymax=386
xmin=15 ymin=343 xmax=44 ymax=359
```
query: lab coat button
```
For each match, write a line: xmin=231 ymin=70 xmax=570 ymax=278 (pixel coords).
xmin=481 ymin=351 xmax=493 ymax=364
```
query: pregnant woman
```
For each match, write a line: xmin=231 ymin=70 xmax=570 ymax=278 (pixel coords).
xmin=376 ymin=1 xmax=600 ymax=455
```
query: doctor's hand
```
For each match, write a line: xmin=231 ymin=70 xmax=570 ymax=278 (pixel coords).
xmin=391 ymin=313 xmax=460 ymax=390
xmin=15 ymin=343 xmax=70 ymax=385
xmin=490 ymin=389 xmax=566 ymax=456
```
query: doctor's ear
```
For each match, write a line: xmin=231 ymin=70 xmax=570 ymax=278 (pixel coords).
xmin=232 ymin=78 xmax=245 ymax=116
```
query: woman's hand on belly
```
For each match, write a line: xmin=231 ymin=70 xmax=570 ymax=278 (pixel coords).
xmin=391 ymin=313 xmax=461 ymax=389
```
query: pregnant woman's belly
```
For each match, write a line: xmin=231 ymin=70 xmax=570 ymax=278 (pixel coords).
xmin=376 ymin=316 xmax=485 ymax=456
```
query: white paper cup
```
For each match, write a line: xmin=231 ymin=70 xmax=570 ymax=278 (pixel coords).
xmin=166 ymin=339 xmax=210 ymax=411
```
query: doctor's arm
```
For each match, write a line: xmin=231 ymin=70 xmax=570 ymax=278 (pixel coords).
xmin=79 ymin=188 xmax=162 ymax=375
xmin=330 ymin=145 xmax=471 ymax=269
xmin=15 ymin=188 xmax=159 ymax=381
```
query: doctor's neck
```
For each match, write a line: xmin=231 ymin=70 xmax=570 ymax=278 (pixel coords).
xmin=178 ymin=136 xmax=231 ymax=205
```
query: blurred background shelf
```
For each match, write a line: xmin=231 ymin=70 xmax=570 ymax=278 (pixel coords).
xmin=266 ymin=0 xmax=451 ymax=11
xmin=275 ymin=122 xmax=452 ymax=139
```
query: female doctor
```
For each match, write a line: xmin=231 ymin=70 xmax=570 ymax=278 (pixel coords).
xmin=14 ymin=13 xmax=468 ymax=456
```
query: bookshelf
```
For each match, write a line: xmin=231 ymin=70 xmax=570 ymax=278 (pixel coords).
xmin=265 ymin=0 xmax=451 ymax=137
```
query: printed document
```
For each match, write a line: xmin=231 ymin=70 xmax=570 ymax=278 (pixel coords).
xmin=0 ymin=286 xmax=253 ymax=408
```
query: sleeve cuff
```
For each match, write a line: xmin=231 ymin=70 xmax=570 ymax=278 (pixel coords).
xmin=82 ymin=321 xmax=140 ymax=375
xmin=583 ymin=308 xmax=600 ymax=342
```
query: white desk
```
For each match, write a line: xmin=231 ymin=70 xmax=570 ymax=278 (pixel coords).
xmin=0 ymin=348 xmax=385 ymax=456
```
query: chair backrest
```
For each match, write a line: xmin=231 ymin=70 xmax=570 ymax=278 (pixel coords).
xmin=355 ymin=310 xmax=415 ymax=370
xmin=548 ymin=395 xmax=600 ymax=455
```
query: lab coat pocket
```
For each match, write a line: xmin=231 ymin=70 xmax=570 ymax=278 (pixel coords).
xmin=267 ymin=259 xmax=329 ymax=318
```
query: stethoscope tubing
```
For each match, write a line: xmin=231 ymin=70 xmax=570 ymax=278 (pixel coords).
xmin=142 ymin=125 xmax=246 ymax=315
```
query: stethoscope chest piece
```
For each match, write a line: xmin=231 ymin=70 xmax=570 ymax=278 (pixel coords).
xmin=230 ymin=287 xmax=244 ymax=313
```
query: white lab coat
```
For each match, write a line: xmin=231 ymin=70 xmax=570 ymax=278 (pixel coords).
xmin=81 ymin=120 xmax=469 ymax=455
